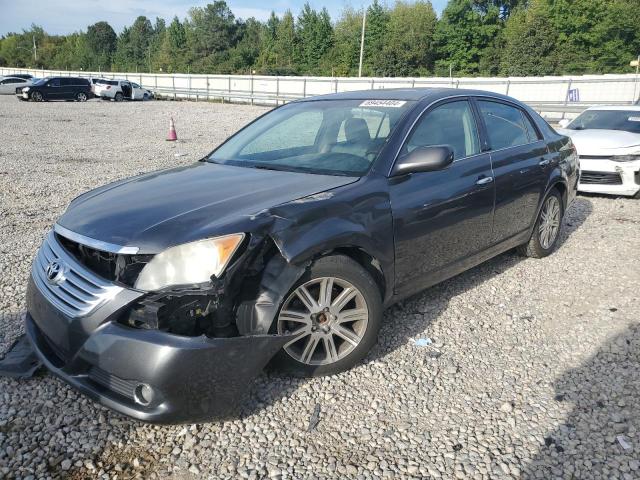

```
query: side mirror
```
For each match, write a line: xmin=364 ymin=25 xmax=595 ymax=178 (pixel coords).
xmin=392 ymin=145 xmax=454 ymax=176
xmin=558 ymin=119 xmax=570 ymax=129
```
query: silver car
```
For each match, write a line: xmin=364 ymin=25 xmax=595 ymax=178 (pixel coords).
xmin=0 ymin=76 xmax=33 ymax=95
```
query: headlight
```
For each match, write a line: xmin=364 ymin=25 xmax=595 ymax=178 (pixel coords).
xmin=611 ymin=154 xmax=640 ymax=162
xmin=134 ymin=234 xmax=244 ymax=291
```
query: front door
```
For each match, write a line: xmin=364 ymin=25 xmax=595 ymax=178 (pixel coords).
xmin=389 ymin=99 xmax=495 ymax=295
xmin=474 ymin=99 xmax=549 ymax=242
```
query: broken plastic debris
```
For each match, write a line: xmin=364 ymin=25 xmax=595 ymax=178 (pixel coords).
xmin=413 ymin=337 xmax=433 ymax=347
xmin=307 ymin=403 xmax=321 ymax=432
xmin=617 ymin=435 xmax=632 ymax=450
xmin=174 ymin=152 xmax=188 ymax=157
xmin=0 ymin=335 xmax=42 ymax=378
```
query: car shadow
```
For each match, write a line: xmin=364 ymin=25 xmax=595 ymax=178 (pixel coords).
xmin=521 ymin=323 xmax=640 ymax=478
xmin=241 ymin=197 xmax=594 ymax=416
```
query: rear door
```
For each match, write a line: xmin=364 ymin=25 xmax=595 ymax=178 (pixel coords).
xmin=475 ymin=99 xmax=549 ymax=243
xmin=45 ymin=77 xmax=62 ymax=99
xmin=389 ymin=98 xmax=495 ymax=294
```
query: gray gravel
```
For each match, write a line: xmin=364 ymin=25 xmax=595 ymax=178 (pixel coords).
xmin=1 ymin=95 xmax=639 ymax=479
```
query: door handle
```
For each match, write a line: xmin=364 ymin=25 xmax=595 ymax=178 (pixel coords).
xmin=476 ymin=176 xmax=494 ymax=185
xmin=539 ymin=158 xmax=551 ymax=167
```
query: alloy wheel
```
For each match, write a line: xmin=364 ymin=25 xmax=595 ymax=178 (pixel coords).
xmin=32 ymin=92 xmax=43 ymax=102
xmin=539 ymin=195 xmax=561 ymax=249
xmin=77 ymin=92 xmax=87 ymax=102
xmin=277 ymin=277 xmax=369 ymax=366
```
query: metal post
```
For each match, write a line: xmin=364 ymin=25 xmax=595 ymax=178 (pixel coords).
xmin=276 ymin=77 xmax=280 ymax=105
xmin=188 ymin=75 xmax=191 ymax=101
xmin=303 ymin=78 xmax=307 ymax=98
xmin=505 ymin=79 xmax=510 ymax=96
xmin=358 ymin=9 xmax=367 ymax=77
xmin=250 ymin=73 xmax=254 ymax=105
xmin=561 ymin=79 xmax=573 ymax=121
xmin=206 ymin=76 xmax=210 ymax=101
xmin=633 ymin=54 xmax=640 ymax=104
xmin=172 ymin=75 xmax=176 ymax=100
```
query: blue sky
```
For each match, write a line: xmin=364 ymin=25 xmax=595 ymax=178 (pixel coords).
xmin=1 ymin=0 xmax=448 ymax=36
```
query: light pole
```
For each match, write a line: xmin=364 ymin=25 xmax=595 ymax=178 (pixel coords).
xmin=632 ymin=55 xmax=640 ymax=104
xmin=358 ymin=8 xmax=367 ymax=77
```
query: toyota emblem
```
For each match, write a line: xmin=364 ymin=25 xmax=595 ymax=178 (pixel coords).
xmin=45 ymin=260 xmax=65 ymax=284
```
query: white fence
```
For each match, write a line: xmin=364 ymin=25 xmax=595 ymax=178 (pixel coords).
xmin=2 ymin=67 xmax=639 ymax=119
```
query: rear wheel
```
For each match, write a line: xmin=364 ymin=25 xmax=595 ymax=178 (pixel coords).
xmin=272 ymin=255 xmax=382 ymax=377
xmin=76 ymin=92 xmax=88 ymax=102
xmin=517 ymin=189 xmax=563 ymax=258
xmin=31 ymin=91 xmax=43 ymax=102
xmin=114 ymin=92 xmax=124 ymax=102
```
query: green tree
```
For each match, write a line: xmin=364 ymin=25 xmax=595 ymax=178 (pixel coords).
xmin=187 ymin=1 xmax=239 ymax=72
xmin=379 ymin=1 xmax=437 ymax=76
xmin=331 ymin=8 xmax=362 ymax=76
xmin=86 ymin=21 xmax=117 ymax=69
xmin=363 ymin=1 xmax=390 ymax=76
xmin=297 ymin=4 xmax=334 ymax=74
xmin=156 ymin=16 xmax=187 ymax=72
xmin=434 ymin=0 xmax=503 ymax=76
xmin=500 ymin=1 xmax=560 ymax=75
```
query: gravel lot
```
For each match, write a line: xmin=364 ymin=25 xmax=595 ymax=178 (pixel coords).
xmin=1 ymin=95 xmax=639 ymax=480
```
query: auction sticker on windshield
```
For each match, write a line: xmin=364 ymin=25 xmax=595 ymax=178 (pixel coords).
xmin=359 ymin=100 xmax=407 ymax=108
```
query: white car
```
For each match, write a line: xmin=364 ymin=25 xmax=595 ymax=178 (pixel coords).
xmin=558 ymin=106 xmax=640 ymax=197
xmin=93 ymin=78 xmax=153 ymax=101
xmin=0 ymin=76 xmax=33 ymax=94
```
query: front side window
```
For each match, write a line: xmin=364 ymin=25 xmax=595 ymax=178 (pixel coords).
xmin=403 ymin=100 xmax=480 ymax=160
xmin=48 ymin=78 xmax=61 ymax=87
xmin=567 ymin=110 xmax=640 ymax=134
xmin=209 ymin=99 xmax=414 ymax=176
xmin=478 ymin=101 xmax=530 ymax=150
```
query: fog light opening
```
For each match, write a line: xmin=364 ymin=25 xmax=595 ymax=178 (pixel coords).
xmin=133 ymin=383 xmax=154 ymax=406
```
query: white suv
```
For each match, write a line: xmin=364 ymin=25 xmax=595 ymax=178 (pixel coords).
xmin=94 ymin=79 xmax=153 ymax=101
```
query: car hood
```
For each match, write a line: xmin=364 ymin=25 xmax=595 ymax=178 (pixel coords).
xmin=57 ymin=162 xmax=358 ymax=253
xmin=557 ymin=128 xmax=640 ymax=153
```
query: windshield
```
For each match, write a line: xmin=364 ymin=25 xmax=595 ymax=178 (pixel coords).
xmin=208 ymin=99 xmax=415 ymax=176
xmin=568 ymin=110 xmax=640 ymax=133
xmin=33 ymin=77 xmax=49 ymax=86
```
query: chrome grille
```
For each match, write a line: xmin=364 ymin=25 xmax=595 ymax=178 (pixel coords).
xmin=31 ymin=231 xmax=123 ymax=318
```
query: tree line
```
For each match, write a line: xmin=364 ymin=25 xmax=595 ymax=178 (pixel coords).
xmin=0 ymin=0 xmax=638 ymax=78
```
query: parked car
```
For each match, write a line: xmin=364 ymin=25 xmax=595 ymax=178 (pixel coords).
xmin=18 ymin=76 xmax=92 ymax=102
xmin=94 ymin=78 xmax=153 ymax=101
xmin=4 ymin=73 xmax=34 ymax=80
xmin=25 ymin=89 xmax=578 ymax=423
xmin=0 ymin=76 xmax=33 ymax=94
xmin=558 ymin=106 xmax=640 ymax=197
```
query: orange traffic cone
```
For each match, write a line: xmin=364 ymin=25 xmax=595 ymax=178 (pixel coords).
xmin=167 ymin=117 xmax=178 ymax=141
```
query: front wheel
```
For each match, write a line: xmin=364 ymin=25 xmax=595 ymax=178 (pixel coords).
xmin=76 ymin=92 xmax=88 ymax=102
xmin=517 ymin=189 xmax=564 ymax=258
xmin=272 ymin=255 xmax=382 ymax=377
xmin=31 ymin=91 xmax=44 ymax=102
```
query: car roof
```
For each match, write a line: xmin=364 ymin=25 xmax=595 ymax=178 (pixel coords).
xmin=586 ymin=105 xmax=640 ymax=111
xmin=297 ymin=88 xmax=518 ymax=103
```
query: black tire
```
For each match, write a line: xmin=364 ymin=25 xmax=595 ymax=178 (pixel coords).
xmin=114 ymin=92 xmax=124 ymax=102
xmin=76 ymin=92 xmax=88 ymax=102
xmin=271 ymin=255 xmax=383 ymax=377
xmin=143 ymin=93 xmax=150 ymax=101
xmin=31 ymin=91 xmax=44 ymax=102
xmin=517 ymin=189 xmax=564 ymax=258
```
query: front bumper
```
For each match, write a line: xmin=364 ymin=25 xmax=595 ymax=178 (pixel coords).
xmin=578 ymin=158 xmax=640 ymax=196
xmin=26 ymin=233 xmax=291 ymax=423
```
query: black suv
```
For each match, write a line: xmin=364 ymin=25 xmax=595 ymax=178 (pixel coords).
xmin=18 ymin=76 xmax=92 ymax=102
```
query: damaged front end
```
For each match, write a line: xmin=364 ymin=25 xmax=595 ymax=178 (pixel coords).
xmin=24 ymin=228 xmax=307 ymax=423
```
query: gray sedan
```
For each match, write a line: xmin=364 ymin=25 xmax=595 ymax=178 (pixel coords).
xmin=0 ymin=76 xmax=33 ymax=95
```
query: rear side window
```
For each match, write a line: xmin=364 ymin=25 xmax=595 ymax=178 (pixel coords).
xmin=404 ymin=100 xmax=480 ymax=160
xmin=478 ymin=101 xmax=530 ymax=150
xmin=522 ymin=112 xmax=541 ymax=141
xmin=60 ymin=78 xmax=72 ymax=86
